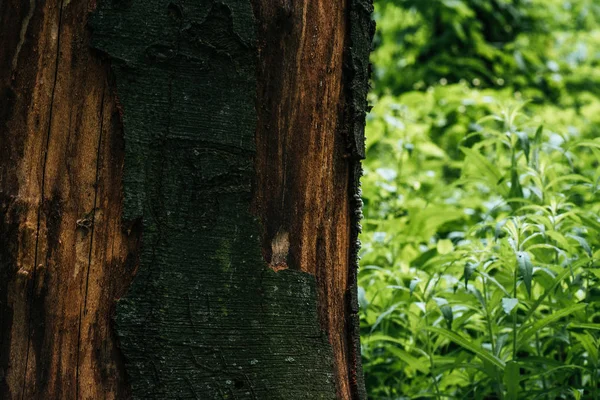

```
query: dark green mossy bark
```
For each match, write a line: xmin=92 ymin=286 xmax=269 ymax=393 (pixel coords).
xmin=90 ymin=2 xmax=336 ymax=398
xmin=90 ymin=0 xmax=372 ymax=398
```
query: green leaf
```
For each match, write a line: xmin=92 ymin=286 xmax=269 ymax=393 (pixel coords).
xmin=409 ymin=278 xmax=420 ymax=296
xmin=370 ymin=303 xmax=399 ymax=333
xmin=524 ymin=266 xmax=580 ymax=324
xmin=468 ymin=286 xmax=487 ymax=308
xmin=519 ymin=304 xmax=587 ymax=349
xmin=573 ymin=140 xmax=600 ymax=150
xmin=534 ymin=125 xmax=543 ymax=144
xmin=545 ymin=174 xmax=592 ymax=190
xmin=385 ymin=346 xmax=431 ymax=374
xmin=479 ymin=271 xmax=511 ymax=296
xmin=437 ymin=239 xmax=454 ymax=255
xmin=517 ymin=251 xmax=533 ymax=297
xmin=495 ymin=334 xmax=509 ymax=357
xmin=545 ymin=231 xmax=571 ymax=250
xmin=568 ymin=322 xmax=600 ymax=331
xmin=509 ymin=166 xmax=523 ymax=199
xmin=515 ymin=131 xmax=530 ymax=162
xmin=504 ymin=361 xmax=520 ymax=400
xmin=426 ymin=326 xmax=506 ymax=370
xmin=495 ymin=219 xmax=508 ymax=241
xmin=440 ymin=304 xmax=454 ymax=330
xmin=566 ymin=234 xmax=592 ymax=257
xmin=532 ymin=125 xmax=543 ymax=167
xmin=572 ymin=332 xmax=598 ymax=366
xmin=502 ymin=298 xmax=519 ymax=314
xmin=461 ymin=147 xmax=507 ymax=195
xmin=361 ymin=333 xmax=404 ymax=346
xmin=464 ymin=262 xmax=477 ymax=288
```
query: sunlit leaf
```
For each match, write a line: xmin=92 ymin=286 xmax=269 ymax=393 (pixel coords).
xmin=502 ymin=298 xmax=519 ymax=314
xmin=426 ymin=326 xmax=506 ymax=370
xmin=518 ymin=304 xmax=587 ymax=349
xmin=437 ymin=239 xmax=454 ymax=255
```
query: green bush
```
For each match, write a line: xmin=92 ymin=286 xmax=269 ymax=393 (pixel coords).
xmin=372 ymin=0 xmax=600 ymax=98
xmin=360 ymin=0 xmax=600 ymax=398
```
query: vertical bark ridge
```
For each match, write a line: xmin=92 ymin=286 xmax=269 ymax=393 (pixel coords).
xmin=344 ymin=2 xmax=375 ymax=398
xmin=75 ymin=81 xmax=106 ymax=399
xmin=250 ymin=0 xmax=352 ymax=394
xmin=21 ymin=2 xmax=64 ymax=397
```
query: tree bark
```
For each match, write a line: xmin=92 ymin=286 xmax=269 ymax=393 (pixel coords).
xmin=0 ymin=0 xmax=373 ymax=399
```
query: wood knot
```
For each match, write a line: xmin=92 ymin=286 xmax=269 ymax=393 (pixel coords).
xmin=76 ymin=208 xmax=96 ymax=231
xmin=17 ymin=267 xmax=30 ymax=279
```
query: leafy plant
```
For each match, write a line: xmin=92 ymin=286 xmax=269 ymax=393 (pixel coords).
xmin=361 ymin=1 xmax=600 ymax=398
xmin=361 ymin=100 xmax=600 ymax=398
xmin=372 ymin=0 xmax=600 ymax=100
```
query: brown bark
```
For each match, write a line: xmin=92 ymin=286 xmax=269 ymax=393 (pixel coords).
xmin=0 ymin=1 xmax=139 ymax=398
xmin=251 ymin=1 xmax=355 ymax=398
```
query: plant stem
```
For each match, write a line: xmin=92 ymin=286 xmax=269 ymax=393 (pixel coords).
xmin=513 ymin=259 xmax=518 ymax=361
xmin=425 ymin=300 xmax=442 ymax=400
xmin=483 ymin=280 xmax=496 ymax=355
xmin=535 ymin=331 xmax=548 ymax=398
xmin=592 ymin=364 xmax=598 ymax=400
xmin=483 ymin=279 xmax=504 ymax=399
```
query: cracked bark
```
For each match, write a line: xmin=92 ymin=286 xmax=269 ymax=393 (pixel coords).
xmin=0 ymin=1 xmax=138 ymax=398
xmin=0 ymin=0 xmax=373 ymax=399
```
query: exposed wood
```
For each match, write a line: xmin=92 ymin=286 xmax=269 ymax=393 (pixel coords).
xmin=251 ymin=0 xmax=354 ymax=397
xmin=0 ymin=1 xmax=138 ymax=398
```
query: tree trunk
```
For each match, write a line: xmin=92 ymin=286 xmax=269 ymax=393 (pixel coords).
xmin=0 ymin=0 xmax=374 ymax=399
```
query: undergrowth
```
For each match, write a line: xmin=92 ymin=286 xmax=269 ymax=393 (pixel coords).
xmin=360 ymin=1 xmax=600 ymax=398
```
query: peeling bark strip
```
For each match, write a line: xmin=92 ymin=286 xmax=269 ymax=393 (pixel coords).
xmin=0 ymin=1 xmax=139 ymax=399
xmin=1 ymin=0 xmax=372 ymax=398
xmin=344 ymin=2 xmax=376 ymax=399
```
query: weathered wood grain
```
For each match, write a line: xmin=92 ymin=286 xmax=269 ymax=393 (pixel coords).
xmin=0 ymin=1 xmax=139 ymax=399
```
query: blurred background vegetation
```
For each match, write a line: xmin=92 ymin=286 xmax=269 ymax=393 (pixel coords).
xmin=360 ymin=1 xmax=600 ymax=398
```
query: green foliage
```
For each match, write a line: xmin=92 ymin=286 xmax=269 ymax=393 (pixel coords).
xmin=372 ymin=0 xmax=600 ymax=99
xmin=360 ymin=0 xmax=600 ymax=398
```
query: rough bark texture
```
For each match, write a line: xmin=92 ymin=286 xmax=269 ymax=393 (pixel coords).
xmin=0 ymin=1 xmax=139 ymax=399
xmin=0 ymin=0 xmax=373 ymax=399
